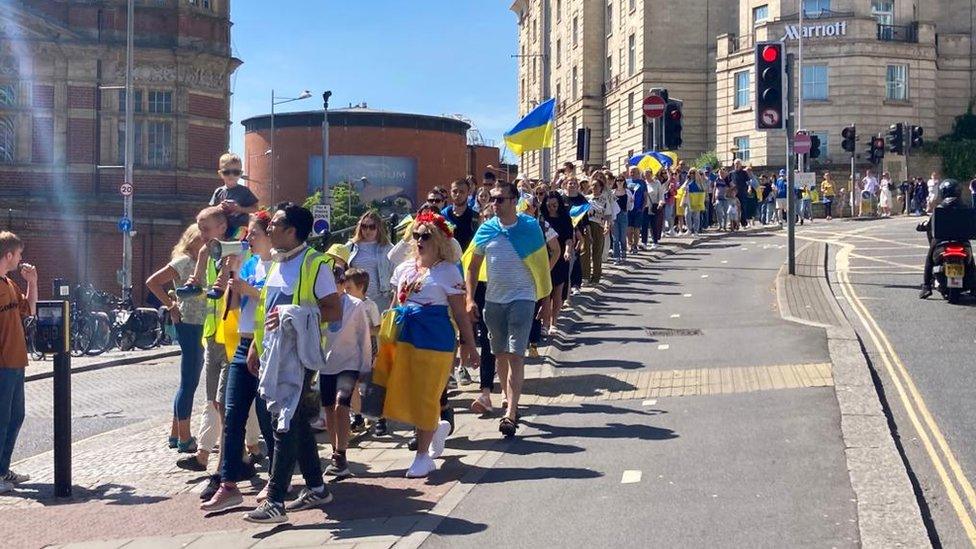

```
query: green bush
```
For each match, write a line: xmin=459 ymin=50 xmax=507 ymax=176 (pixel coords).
xmin=693 ymin=151 xmax=719 ymax=169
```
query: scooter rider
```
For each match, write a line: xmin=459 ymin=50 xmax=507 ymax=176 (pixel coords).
xmin=919 ymin=179 xmax=973 ymax=299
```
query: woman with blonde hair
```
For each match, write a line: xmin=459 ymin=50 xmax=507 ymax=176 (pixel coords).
xmin=346 ymin=211 xmax=394 ymax=307
xmin=146 ymin=224 xmax=207 ymax=451
xmin=375 ymin=211 xmax=478 ymax=477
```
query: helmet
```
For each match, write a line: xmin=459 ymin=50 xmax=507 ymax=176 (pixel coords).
xmin=939 ymin=179 xmax=961 ymax=199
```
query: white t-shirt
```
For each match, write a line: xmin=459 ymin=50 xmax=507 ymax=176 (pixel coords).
xmin=264 ymin=247 xmax=338 ymax=312
xmin=324 ymin=294 xmax=372 ymax=375
xmin=928 ymin=178 xmax=940 ymax=196
xmin=391 ymin=261 xmax=465 ymax=307
xmin=362 ymin=296 xmax=381 ymax=327
xmin=238 ymin=258 xmax=271 ymax=335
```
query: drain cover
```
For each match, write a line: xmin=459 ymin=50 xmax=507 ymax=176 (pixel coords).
xmin=644 ymin=327 xmax=703 ymax=337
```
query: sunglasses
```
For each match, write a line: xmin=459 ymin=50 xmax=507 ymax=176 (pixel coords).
xmin=221 ymin=169 xmax=242 ymax=176
xmin=491 ymin=195 xmax=514 ymax=204
xmin=361 ymin=224 xmax=377 ymax=230
xmin=412 ymin=231 xmax=432 ymax=241
xmin=427 ymin=197 xmax=443 ymax=203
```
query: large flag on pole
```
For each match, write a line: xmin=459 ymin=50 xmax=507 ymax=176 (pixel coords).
xmin=503 ymin=98 xmax=556 ymax=155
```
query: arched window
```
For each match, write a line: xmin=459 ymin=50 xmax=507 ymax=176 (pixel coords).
xmin=0 ymin=118 xmax=14 ymax=163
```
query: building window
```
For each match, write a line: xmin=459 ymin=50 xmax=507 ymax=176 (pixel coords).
xmin=572 ymin=66 xmax=578 ymax=100
xmin=572 ymin=16 xmax=578 ymax=47
xmin=147 ymin=121 xmax=172 ymax=167
xmin=0 ymin=85 xmax=15 ymax=107
xmin=628 ymin=92 xmax=635 ymax=126
xmin=556 ymin=0 xmax=561 ymax=21
xmin=605 ymin=54 xmax=613 ymax=82
xmin=811 ymin=131 xmax=829 ymax=159
xmin=604 ymin=108 xmax=611 ymax=140
xmin=803 ymin=0 xmax=830 ymax=17
xmin=118 ymin=120 xmax=144 ymax=165
xmin=886 ymin=64 xmax=908 ymax=100
xmin=532 ymin=57 xmax=537 ymax=82
xmin=572 ymin=116 xmax=578 ymax=143
xmin=627 ymin=34 xmax=636 ymax=76
xmin=0 ymin=117 xmax=14 ymax=163
xmin=556 ymin=82 xmax=562 ymax=103
xmin=119 ymin=89 xmax=143 ymax=112
xmin=606 ymin=2 xmax=613 ymax=36
xmin=753 ymin=5 xmax=769 ymax=25
xmin=733 ymin=136 xmax=751 ymax=161
xmin=531 ymin=18 xmax=536 ymax=43
xmin=188 ymin=0 xmax=214 ymax=10
xmin=802 ymin=64 xmax=829 ymax=100
xmin=629 ymin=0 xmax=636 ymax=11
xmin=872 ymin=0 xmax=894 ymax=25
xmin=148 ymin=90 xmax=172 ymax=114
xmin=734 ymin=70 xmax=750 ymax=109
xmin=556 ymin=39 xmax=562 ymax=66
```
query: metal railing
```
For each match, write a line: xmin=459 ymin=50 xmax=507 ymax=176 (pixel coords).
xmin=877 ymin=22 xmax=918 ymax=43
xmin=779 ymin=9 xmax=854 ymax=21
xmin=602 ymin=75 xmax=621 ymax=96
xmin=728 ymin=33 xmax=754 ymax=53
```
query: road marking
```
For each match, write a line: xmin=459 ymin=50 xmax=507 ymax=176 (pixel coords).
xmin=682 ymin=293 xmax=692 ymax=298
xmin=670 ymin=314 xmax=681 ymax=318
xmin=621 ymin=470 xmax=642 ymax=484
xmin=849 ymin=252 xmax=920 ymax=270
xmin=642 ymin=399 xmax=658 ymax=406
xmin=657 ymin=344 xmax=670 ymax=350
xmin=721 ymin=260 xmax=728 ymax=264
xmin=701 ymin=274 xmax=709 ymax=278
xmin=836 ymin=242 xmax=976 ymax=543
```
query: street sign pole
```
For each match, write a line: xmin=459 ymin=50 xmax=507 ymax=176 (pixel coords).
xmin=786 ymin=54 xmax=796 ymax=276
xmin=121 ymin=0 xmax=134 ymax=302
xmin=322 ymin=91 xmax=332 ymax=206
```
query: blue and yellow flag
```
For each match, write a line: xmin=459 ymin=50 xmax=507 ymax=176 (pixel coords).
xmin=504 ymin=98 xmax=556 ymax=155
xmin=462 ymin=213 xmax=553 ymax=301
xmin=569 ymin=202 xmax=590 ymax=227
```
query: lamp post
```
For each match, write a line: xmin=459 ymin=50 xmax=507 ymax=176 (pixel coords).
xmin=270 ymin=89 xmax=312 ymax=205
xmin=322 ymin=91 xmax=332 ymax=206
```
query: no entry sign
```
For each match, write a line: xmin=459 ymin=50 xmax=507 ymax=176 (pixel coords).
xmin=794 ymin=132 xmax=812 ymax=155
xmin=643 ymin=95 xmax=666 ymax=119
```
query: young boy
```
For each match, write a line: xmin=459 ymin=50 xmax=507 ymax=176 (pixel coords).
xmin=178 ymin=153 xmax=257 ymax=297
xmin=341 ymin=268 xmax=381 ymax=433
xmin=320 ymin=270 xmax=373 ymax=478
xmin=0 ymin=231 xmax=36 ymax=493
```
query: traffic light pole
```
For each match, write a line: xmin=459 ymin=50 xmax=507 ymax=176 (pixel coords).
xmin=786 ymin=54 xmax=796 ymax=276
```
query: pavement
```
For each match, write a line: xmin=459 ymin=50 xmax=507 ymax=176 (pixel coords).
xmin=26 ymin=346 xmax=181 ymax=381
xmin=0 ymin=223 xmax=933 ymax=548
xmin=801 ymin=215 xmax=976 ymax=547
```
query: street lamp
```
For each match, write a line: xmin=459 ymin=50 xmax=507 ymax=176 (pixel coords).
xmin=270 ymin=89 xmax=312 ymax=205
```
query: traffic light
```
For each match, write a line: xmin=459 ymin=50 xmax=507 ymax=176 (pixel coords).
xmin=663 ymin=100 xmax=683 ymax=149
xmin=867 ymin=136 xmax=885 ymax=165
xmin=809 ymin=134 xmax=821 ymax=159
xmin=841 ymin=125 xmax=856 ymax=153
xmin=755 ymin=42 xmax=785 ymax=131
xmin=886 ymin=123 xmax=904 ymax=155
xmin=910 ymin=125 xmax=924 ymax=149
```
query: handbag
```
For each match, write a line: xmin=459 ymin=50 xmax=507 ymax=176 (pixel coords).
xmin=360 ymin=375 xmax=386 ymax=419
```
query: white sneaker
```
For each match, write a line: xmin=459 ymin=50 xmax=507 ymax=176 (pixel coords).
xmin=0 ymin=480 xmax=13 ymax=494
xmin=406 ymin=453 xmax=437 ymax=478
xmin=309 ymin=415 xmax=327 ymax=432
xmin=429 ymin=420 xmax=452 ymax=459
xmin=650 ymin=243 xmax=659 ymax=249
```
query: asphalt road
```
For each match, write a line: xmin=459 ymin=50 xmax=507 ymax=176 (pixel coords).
xmin=809 ymin=216 xmax=976 ymax=548
xmin=14 ymin=355 xmax=199 ymax=464
xmin=424 ymin=231 xmax=857 ymax=548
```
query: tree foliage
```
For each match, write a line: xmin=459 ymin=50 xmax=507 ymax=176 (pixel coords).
xmin=693 ymin=150 xmax=719 ymax=169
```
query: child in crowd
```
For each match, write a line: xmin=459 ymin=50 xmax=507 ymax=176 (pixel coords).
xmin=727 ymin=187 xmax=741 ymax=232
xmin=341 ymin=269 xmax=382 ymax=433
xmin=178 ymin=153 xmax=257 ymax=298
xmin=319 ymin=270 xmax=373 ymax=478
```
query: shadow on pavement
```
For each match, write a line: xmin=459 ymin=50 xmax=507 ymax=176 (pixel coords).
xmin=524 ymin=374 xmax=635 ymax=397
xmin=532 ymin=402 xmax=666 ymax=418
xmin=2 ymin=482 xmax=170 ymax=507
xmin=521 ymin=421 xmax=679 ymax=442
xmin=445 ymin=436 xmax=584 ymax=456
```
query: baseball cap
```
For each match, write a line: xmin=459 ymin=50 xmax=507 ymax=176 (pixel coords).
xmin=779 ymin=169 xmax=786 ymax=176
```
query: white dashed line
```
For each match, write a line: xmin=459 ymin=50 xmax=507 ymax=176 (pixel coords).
xmin=642 ymin=399 xmax=658 ymax=406
xmin=701 ymin=274 xmax=709 ymax=278
xmin=682 ymin=293 xmax=692 ymax=298
xmin=670 ymin=313 xmax=680 ymax=318
xmin=721 ymin=260 xmax=728 ymax=264
xmin=621 ymin=470 xmax=643 ymax=484
xmin=657 ymin=344 xmax=670 ymax=350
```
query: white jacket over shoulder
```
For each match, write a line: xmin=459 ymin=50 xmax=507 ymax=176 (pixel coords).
xmin=258 ymin=304 xmax=327 ymax=432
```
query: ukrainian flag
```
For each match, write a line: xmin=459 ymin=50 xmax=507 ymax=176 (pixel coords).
xmin=628 ymin=150 xmax=679 ymax=175
xmin=373 ymin=305 xmax=455 ymax=431
xmin=462 ymin=213 xmax=553 ymax=301
xmin=504 ymin=98 xmax=556 ymax=155
xmin=569 ymin=202 xmax=591 ymax=227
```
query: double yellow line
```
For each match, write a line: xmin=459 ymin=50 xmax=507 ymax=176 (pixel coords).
xmin=835 ymin=241 xmax=976 ymax=545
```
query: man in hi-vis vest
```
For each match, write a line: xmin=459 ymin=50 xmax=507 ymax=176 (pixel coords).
xmin=243 ymin=203 xmax=341 ymax=524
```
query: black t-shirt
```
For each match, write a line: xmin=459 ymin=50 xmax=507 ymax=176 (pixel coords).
xmin=731 ymin=169 xmax=750 ymax=200
xmin=210 ymin=184 xmax=259 ymax=230
xmin=441 ymin=205 xmax=477 ymax=250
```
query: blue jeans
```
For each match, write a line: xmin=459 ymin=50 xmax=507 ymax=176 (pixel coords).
xmin=800 ymin=199 xmax=812 ymax=220
xmin=483 ymin=300 xmax=535 ymax=356
xmin=612 ymin=211 xmax=628 ymax=260
xmin=0 ymin=368 xmax=25 ymax=474
xmin=220 ymin=338 xmax=275 ymax=483
xmin=173 ymin=323 xmax=204 ymax=420
xmin=267 ymin=369 xmax=324 ymax=504
xmin=685 ymin=207 xmax=701 ymax=234
xmin=715 ymin=199 xmax=728 ymax=229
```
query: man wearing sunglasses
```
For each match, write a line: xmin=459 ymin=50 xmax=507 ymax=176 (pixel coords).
xmin=209 ymin=153 xmax=259 ymax=233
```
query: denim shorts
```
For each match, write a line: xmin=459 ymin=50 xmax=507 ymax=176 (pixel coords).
xmin=483 ymin=300 xmax=535 ymax=356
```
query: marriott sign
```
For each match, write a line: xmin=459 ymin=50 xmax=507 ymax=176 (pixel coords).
xmin=783 ymin=21 xmax=848 ymax=40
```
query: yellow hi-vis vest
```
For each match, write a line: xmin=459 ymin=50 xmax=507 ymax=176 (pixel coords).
xmin=202 ymin=258 xmax=220 ymax=339
xmin=253 ymin=248 xmax=335 ymax=355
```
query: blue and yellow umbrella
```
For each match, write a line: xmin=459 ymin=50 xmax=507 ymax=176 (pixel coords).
xmin=628 ymin=150 xmax=680 ymax=175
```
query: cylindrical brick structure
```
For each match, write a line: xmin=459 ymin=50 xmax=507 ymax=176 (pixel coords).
xmin=243 ymin=109 xmax=498 ymax=209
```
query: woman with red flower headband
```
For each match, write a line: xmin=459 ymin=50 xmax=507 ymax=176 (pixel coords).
xmin=373 ymin=211 xmax=478 ymax=478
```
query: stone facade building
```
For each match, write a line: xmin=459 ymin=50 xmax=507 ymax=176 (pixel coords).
xmin=0 ymin=0 xmax=239 ymax=302
xmin=513 ymin=0 xmax=976 ymax=180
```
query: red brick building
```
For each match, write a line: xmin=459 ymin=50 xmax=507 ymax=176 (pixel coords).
xmin=242 ymin=108 xmax=500 ymax=209
xmin=0 ymin=0 xmax=239 ymax=303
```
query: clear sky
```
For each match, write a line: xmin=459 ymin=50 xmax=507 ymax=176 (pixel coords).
xmin=228 ymin=1 xmax=518 ymax=164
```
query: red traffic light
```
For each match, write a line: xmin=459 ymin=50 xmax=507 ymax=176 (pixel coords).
xmin=761 ymin=45 xmax=780 ymax=63
xmin=668 ymin=109 xmax=682 ymax=121
xmin=872 ymin=137 xmax=885 ymax=148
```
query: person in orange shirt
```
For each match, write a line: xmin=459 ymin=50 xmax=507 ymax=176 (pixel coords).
xmin=0 ymin=231 xmax=37 ymax=493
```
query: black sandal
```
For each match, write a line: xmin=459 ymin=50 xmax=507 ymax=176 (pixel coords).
xmin=499 ymin=417 xmax=517 ymax=439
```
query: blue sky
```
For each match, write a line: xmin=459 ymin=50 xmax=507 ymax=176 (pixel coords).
xmin=228 ymin=1 xmax=518 ymax=163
